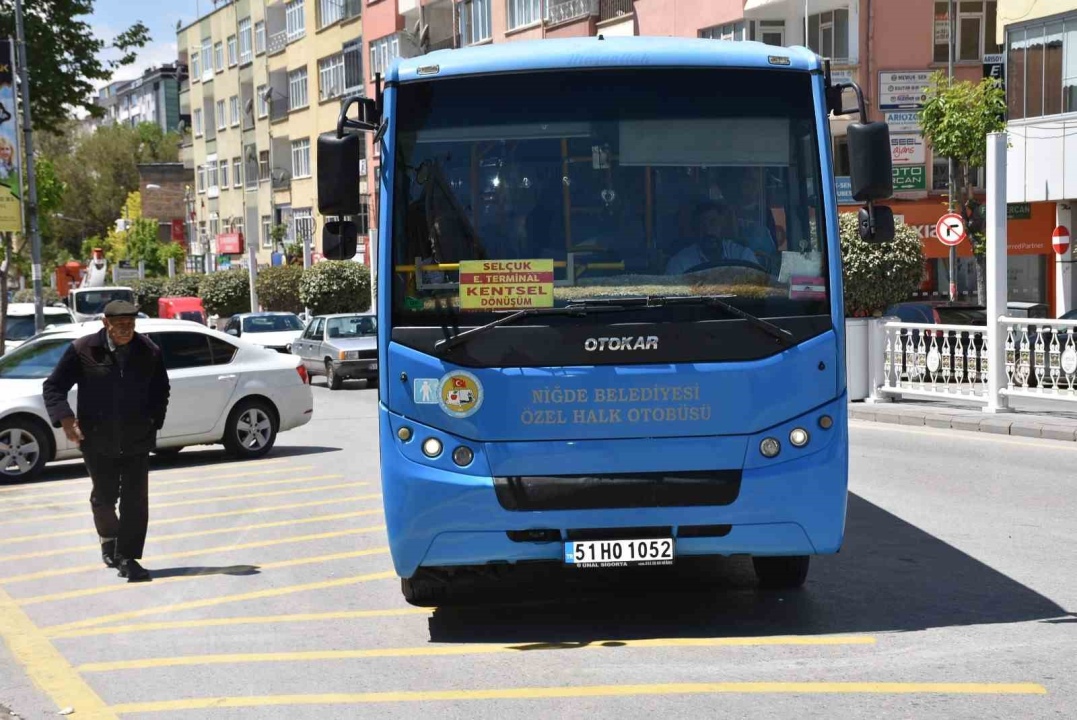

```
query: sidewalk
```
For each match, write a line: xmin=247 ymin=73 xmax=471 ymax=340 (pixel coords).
xmin=849 ymin=399 xmax=1077 ymax=442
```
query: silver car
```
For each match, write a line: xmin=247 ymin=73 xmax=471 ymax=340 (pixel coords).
xmin=292 ymin=313 xmax=378 ymax=390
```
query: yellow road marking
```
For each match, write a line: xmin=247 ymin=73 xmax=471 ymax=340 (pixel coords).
xmin=0 ymin=481 xmax=366 ymax=526
xmin=42 ymin=567 xmax=395 ymax=632
xmin=108 ymin=683 xmax=1049 ymax=713
xmin=2 ymin=510 xmax=385 ymax=563
xmin=3 ymin=494 xmax=383 ymax=545
xmin=0 ymin=458 xmax=290 ymax=495
xmin=0 ymin=525 xmax=386 ymax=584
xmin=49 ymin=607 xmax=433 ymax=639
xmin=10 ymin=473 xmax=338 ymax=510
xmin=0 ymin=584 xmax=117 ymax=719
xmin=79 ymin=636 xmax=877 ymax=673
xmin=0 ymin=465 xmax=314 ymax=502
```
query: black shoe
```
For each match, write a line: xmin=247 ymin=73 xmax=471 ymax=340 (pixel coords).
xmin=100 ymin=539 xmax=118 ymax=568
xmin=117 ymin=558 xmax=151 ymax=582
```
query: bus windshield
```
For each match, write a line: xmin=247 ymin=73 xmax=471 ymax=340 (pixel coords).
xmin=391 ymin=68 xmax=829 ymax=328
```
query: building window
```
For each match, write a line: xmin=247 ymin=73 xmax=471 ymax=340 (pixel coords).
xmin=193 ymin=108 xmax=204 ymax=136
xmin=220 ymin=161 xmax=229 ymax=190
xmin=201 ymin=39 xmax=213 ymax=81
xmin=227 ymin=35 xmax=238 ymax=66
xmin=230 ymin=96 xmax=240 ymax=126
xmin=808 ymin=10 xmax=849 ymax=62
xmin=356 ymin=196 xmax=370 ymax=236
xmin=197 ymin=165 xmax=206 ymax=193
xmin=245 ymin=144 xmax=259 ymax=189
xmin=369 ymin=35 xmax=400 ymax=81
xmin=289 ymin=67 xmax=309 ymax=111
xmin=216 ymin=99 xmax=226 ymax=130
xmin=293 ymin=208 xmax=315 ymax=246
xmin=214 ymin=42 xmax=224 ymax=72
xmin=700 ymin=21 xmax=746 ymax=41
xmin=238 ymin=18 xmax=253 ymax=63
xmin=752 ymin=20 xmax=785 ymax=46
xmin=209 ymin=214 xmax=219 ymax=239
xmin=207 ymin=159 xmax=219 ymax=193
xmin=191 ymin=47 xmax=201 ymax=80
xmin=934 ymin=1 xmax=1002 ymax=63
xmin=1008 ymin=19 xmax=1068 ymax=120
xmin=291 ymin=138 xmax=311 ymax=178
xmin=256 ymin=84 xmax=269 ymax=117
xmin=229 ymin=157 xmax=240 ymax=188
xmin=319 ymin=0 xmax=344 ymax=28
xmin=286 ymin=0 xmax=306 ymax=42
xmin=507 ymin=0 xmax=543 ymax=30
xmin=318 ymin=53 xmax=346 ymax=101
xmin=832 ymin=135 xmax=851 ymax=176
xmin=374 ymin=166 xmax=380 ymax=195
xmin=259 ymin=150 xmax=270 ymax=181
xmin=255 ymin=21 xmax=266 ymax=54
xmin=262 ymin=215 xmax=273 ymax=248
xmin=932 ymin=157 xmax=985 ymax=191
xmin=460 ymin=0 xmax=492 ymax=45
xmin=343 ymin=39 xmax=363 ymax=93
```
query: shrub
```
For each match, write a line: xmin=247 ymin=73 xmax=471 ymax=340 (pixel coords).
xmin=128 ymin=277 xmax=169 ymax=317
xmin=199 ymin=269 xmax=251 ymax=317
xmin=839 ymin=211 xmax=924 ymax=317
xmin=164 ymin=273 xmax=204 ymax=298
xmin=12 ymin=288 xmax=62 ymax=305
xmin=256 ymin=265 xmax=304 ymax=314
xmin=299 ymin=261 xmax=371 ymax=315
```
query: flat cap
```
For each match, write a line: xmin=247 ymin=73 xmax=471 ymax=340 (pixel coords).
xmin=103 ymin=300 xmax=139 ymax=317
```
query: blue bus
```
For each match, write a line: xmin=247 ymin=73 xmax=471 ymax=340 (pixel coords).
xmin=317 ymin=36 xmax=894 ymax=605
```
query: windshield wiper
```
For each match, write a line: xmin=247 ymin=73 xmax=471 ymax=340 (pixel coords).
xmin=433 ymin=305 xmax=628 ymax=355
xmin=651 ymin=295 xmax=796 ymax=348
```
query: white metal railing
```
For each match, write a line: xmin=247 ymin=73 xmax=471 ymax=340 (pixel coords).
xmin=548 ymin=0 xmax=598 ymax=24
xmin=999 ymin=318 xmax=1077 ymax=400
xmin=879 ymin=321 xmax=989 ymax=403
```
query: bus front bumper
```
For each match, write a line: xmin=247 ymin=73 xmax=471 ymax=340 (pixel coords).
xmin=379 ymin=398 xmax=848 ymax=579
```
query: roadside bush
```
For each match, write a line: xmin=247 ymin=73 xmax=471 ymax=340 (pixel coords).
xmin=256 ymin=264 xmax=304 ymax=314
xmin=199 ymin=269 xmax=251 ymax=317
xmin=299 ymin=261 xmax=371 ymax=315
xmin=12 ymin=288 xmax=62 ymax=305
xmin=128 ymin=278 xmax=168 ymax=317
xmin=164 ymin=273 xmax=203 ymax=298
xmin=839 ymin=212 xmax=924 ymax=317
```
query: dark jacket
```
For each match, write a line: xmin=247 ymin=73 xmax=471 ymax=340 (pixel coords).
xmin=42 ymin=329 xmax=170 ymax=458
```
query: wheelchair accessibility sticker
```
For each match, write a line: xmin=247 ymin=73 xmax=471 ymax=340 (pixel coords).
xmin=414 ymin=378 xmax=440 ymax=404
xmin=438 ymin=371 xmax=484 ymax=418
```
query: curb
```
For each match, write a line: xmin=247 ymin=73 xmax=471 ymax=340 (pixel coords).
xmin=848 ymin=403 xmax=1077 ymax=442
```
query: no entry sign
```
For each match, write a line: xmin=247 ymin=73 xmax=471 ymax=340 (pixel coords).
xmin=936 ymin=212 xmax=967 ymax=247
xmin=1053 ymin=226 xmax=1070 ymax=255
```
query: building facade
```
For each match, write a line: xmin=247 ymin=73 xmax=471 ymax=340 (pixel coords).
xmin=999 ymin=0 xmax=1077 ymax=315
xmin=92 ymin=64 xmax=188 ymax=133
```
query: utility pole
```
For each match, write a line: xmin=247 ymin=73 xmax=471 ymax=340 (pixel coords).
xmin=14 ymin=0 xmax=43 ymax=332
xmin=947 ymin=0 xmax=957 ymax=302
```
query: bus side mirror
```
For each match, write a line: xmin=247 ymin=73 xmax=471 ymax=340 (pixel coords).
xmin=323 ymin=220 xmax=358 ymax=260
xmin=858 ymin=205 xmax=895 ymax=244
xmin=318 ymin=133 xmax=362 ymax=216
xmin=848 ymin=121 xmax=895 ymax=243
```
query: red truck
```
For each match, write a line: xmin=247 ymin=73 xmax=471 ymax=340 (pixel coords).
xmin=158 ymin=297 xmax=206 ymax=325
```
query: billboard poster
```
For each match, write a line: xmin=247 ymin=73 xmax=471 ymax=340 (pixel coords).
xmin=0 ymin=38 xmax=21 ymax=233
xmin=879 ymin=71 xmax=933 ymax=110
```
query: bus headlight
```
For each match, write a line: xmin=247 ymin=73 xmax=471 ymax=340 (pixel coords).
xmin=452 ymin=446 xmax=474 ymax=466
xmin=789 ymin=428 xmax=810 ymax=447
xmin=421 ymin=438 xmax=443 ymax=458
xmin=760 ymin=437 xmax=781 ymax=458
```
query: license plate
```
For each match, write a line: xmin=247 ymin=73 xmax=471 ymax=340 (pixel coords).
xmin=564 ymin=538 xmax=675 ymax=568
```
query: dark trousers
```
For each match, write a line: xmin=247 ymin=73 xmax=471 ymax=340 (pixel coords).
xmin=83 ymin=452 xmax=150 ymax=560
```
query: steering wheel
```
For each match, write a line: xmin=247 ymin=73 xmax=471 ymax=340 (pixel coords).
xmin=682 ymin=257 xmax=772 ymax=275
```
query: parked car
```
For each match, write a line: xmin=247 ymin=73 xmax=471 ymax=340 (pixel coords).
xmin=223 ymin=312 xmax=305 ymax=353
xmin=0 ymin=319 xmax=313 ymax=481
xmin=291 ymin=313 xmax=378 ymax=390
xmin=2 ymin=303 xmax=76 ymax=355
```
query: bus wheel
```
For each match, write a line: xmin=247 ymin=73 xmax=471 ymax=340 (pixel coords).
xmin=752 ymin=556 xmax=810 ymax=589
xmin=401 ymin=570 xmax=450 ymax=607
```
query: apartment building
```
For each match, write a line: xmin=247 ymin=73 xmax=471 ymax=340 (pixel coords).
xmin=178 ymin=0 xmax=369 ymax=271
xmin=91 ymin=64 xmax=187 ymax=134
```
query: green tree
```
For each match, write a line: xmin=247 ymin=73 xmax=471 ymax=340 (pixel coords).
xmin=920 ymin=72 xmax=1006 ymax=302
xmin=300 ymin=261 xmax=371 ymax=315
xmin=0 ymin=1 xmax=149 ymax=133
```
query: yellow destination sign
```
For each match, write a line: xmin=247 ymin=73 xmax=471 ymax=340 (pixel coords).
xmin=459 ymin=259 xmax=554 ymax=310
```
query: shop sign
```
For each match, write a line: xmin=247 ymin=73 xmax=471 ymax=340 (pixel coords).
xmin=879 ymin=71 xmax=932 ymax=110
xmin=884 ymin=111 xmax=922 ymax=133
xmin=216 ymin=232 xmax=244 ymax=255
xmin=0 ymin=40 xmax=22 ymax=234
xmin=934 ymin=17 xmax=949 ymax=45
xmin=893 ymin=165 xmax=927 ymax=192
xmin=1007 ymin=202 xmax=1031 ymax=220
xmin=983 ymin=53 xmax=1005 ymax=88
xmin=170 ymin=219 xmax=185 ymax=243
xmin=835 ymin=176 xmax=854 ymax=205
xmin=890 ymin=133 xmax=926 ymax=165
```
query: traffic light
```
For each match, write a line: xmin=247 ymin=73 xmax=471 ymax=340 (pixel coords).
xmin=323 ymin=220 xmax=357 ymax=260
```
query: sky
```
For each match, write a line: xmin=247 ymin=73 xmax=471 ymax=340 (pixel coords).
xmin=89 ymin=0 xmax=207 ymax=90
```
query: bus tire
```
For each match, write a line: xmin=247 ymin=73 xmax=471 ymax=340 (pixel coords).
xmin=752 ymin=555 xmax=810 ymax=589
xmin=401 ymin=571 xmax=449 ymax=607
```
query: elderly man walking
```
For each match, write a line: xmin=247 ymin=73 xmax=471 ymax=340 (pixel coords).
xmin=43 ymin=300 xmax=170 ymax=582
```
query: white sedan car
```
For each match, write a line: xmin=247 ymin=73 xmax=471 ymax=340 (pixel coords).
xmin=0 ymin=319 xmax=314 ymax=481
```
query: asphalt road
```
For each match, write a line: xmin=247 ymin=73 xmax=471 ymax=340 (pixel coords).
xmin=0 ymin=378 xmax=1073 ymax=719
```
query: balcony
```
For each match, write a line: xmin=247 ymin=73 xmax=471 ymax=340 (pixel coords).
xmin=599 ymin=0 xmax=632 ymax=22
xmin=549 ymin=0 xmax=598 ymax=25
